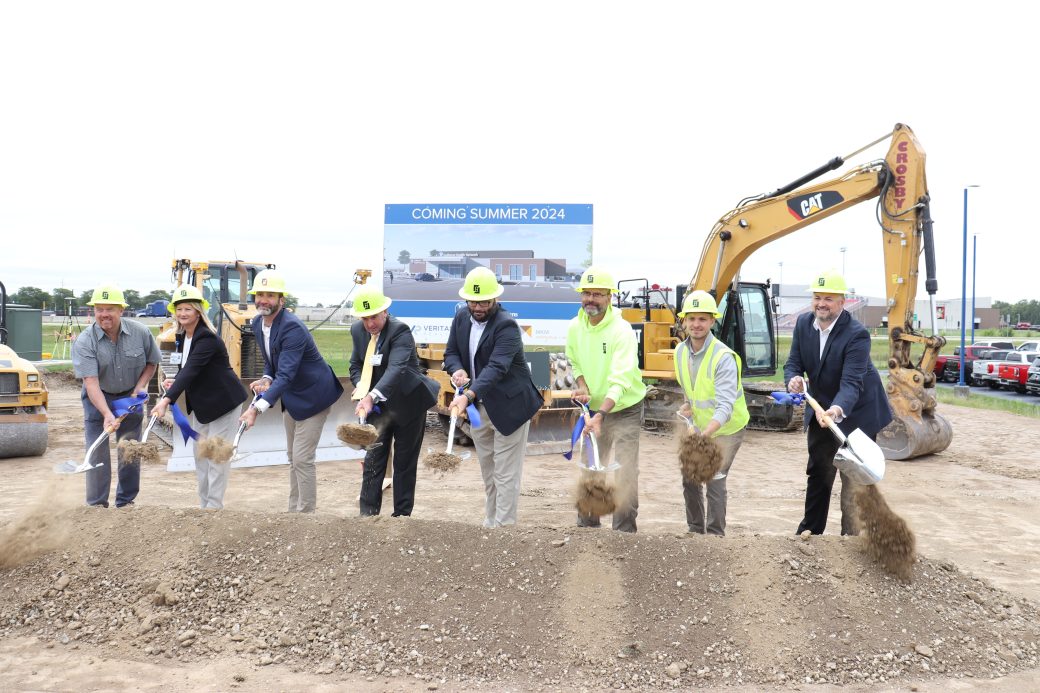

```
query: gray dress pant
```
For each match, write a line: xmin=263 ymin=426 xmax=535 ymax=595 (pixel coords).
xmin=684 ymin=428 xmax=745 ymax=535
xmin=576 ymin=401 xmax=642 ymax=533
xmin=192 ymin=406 xmax=240 ymax=510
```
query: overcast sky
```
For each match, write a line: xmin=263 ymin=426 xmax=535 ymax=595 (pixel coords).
xmin=1 ymin=2 xmax=1031 ymax=308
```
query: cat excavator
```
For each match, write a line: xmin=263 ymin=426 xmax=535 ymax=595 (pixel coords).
xmin=632 ymin=123 xmax=951 ymax=460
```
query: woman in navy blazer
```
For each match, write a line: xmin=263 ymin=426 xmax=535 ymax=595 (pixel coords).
xmin=153 ymin=286 xmax=248 ymax=509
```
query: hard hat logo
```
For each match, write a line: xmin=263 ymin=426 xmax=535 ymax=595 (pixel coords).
xmin=102 ymin=291 xmax=109 ymax=299
xmin=362 ymin=300 xmax=370 ymax=310
xmin=473 ymin=285 xmax=481 ymax=294
xmin=818 ymin=278 xmax=825 ymax=286
xmin=587 ymin=275 xmax=594 ymax=283
xmin=262 ymin=278 xmax=268 ymax=286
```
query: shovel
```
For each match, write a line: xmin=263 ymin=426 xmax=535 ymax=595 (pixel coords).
xmin=227 ymin=395 xmax=265 ymax=463
xmin=801 ymin=380 xmax=885 ymax=485
xmin=55 ymin=416 xmax=128 ymax=474
xmin=676 ymin=412 xmax=727 ymax=480
xmin=573 ymin=402 xmax=619 ymax=473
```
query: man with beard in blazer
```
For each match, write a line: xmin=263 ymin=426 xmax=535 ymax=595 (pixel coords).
xmin=349 ymin=286 xmax=436 ymax=516
xmin=784 ymin=270 xmax=893 ymax=535
xmin=444 ymin=267 xmax=542 ymax=528
xmin=239 ymin=269 xmax=344 ymax=513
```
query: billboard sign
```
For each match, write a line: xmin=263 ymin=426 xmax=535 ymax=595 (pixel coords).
xmin=383 ymin=204 xmax=593 ymax=345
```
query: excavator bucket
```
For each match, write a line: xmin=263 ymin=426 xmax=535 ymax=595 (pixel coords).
xmin=876 ymin=369 xmax=953 ymax=460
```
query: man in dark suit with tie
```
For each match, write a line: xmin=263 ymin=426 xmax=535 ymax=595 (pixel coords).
xmin=444 ymin=267 xmax=543 ymax=528
xmin=784 ymin=270 xmax=893 ymax=535
xmin=239 ymin=269 xmax=344 ymax=513
xmin=349 ymin=286 xmax=436 ymax=516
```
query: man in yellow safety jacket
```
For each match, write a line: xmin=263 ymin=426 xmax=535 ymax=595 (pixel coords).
xmin=674 ymin=290 xmax=749 ymax=535
xmin=566 ymin=266 xmax=646 ymax=533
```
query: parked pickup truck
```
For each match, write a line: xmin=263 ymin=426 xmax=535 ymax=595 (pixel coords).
xmin=997 ymin=358 xmax=1040 ymax=393
xmin=973 ymin=350 xmax=1039 ymax=388
xmin=934 ymin=345 xmax=995 ymax=384
xmin=1027 ymin=359 xmax=1040 ymax=396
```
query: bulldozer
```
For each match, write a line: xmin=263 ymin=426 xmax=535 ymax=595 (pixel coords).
xmin=620 ymin=123 xmax=952 ymax=460
xmin=154 ymin=259 xmax=366 ymax=469
xmin=0 ymin=281 xmax=49 ymax=458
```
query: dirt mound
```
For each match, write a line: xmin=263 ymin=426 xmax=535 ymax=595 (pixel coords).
xmin=117 ymin=438 xmax=162 ymax=465
xmin=43 ymin=369 xmax=80 ymax=391
xmin=1 ymin=506 xmax=1037 ymax=688
xmin=423 ymin=450 xmax=462 ymax=474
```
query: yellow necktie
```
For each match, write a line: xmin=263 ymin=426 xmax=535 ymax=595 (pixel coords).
xmin=352 ymin=335 xmax=377 ymax=400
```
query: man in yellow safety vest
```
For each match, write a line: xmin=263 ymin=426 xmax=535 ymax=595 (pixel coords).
xmin=673 ymin=290 xmax=749 ymax=535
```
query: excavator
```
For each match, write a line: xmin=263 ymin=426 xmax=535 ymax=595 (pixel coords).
xmin=0 ymin=280 xmax=49 ymax=458
xmin=154 ymin=259 xmax=367 ymax=468
xmin=627 ymin=123 xmax=951 ymax=460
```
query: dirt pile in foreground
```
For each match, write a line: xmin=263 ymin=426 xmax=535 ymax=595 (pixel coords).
xmin=1 ymin=506 xmax=1038 ymax=689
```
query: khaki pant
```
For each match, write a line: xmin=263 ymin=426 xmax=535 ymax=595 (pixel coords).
xmin=283 ymin=408 xmax=330 ymax=513
xmin=470 ymin=404 xmax=529 ymax=528
xmin=192 ymin=406 xmax=240 ymax=510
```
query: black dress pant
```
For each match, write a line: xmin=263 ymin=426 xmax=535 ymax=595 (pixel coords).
xmin=359 ymin=407 xmax=426 ymax=516
xmin=796 ymin=422 xmax=859 ymax=536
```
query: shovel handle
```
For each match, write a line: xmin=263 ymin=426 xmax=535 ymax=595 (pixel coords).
xmin=445 ymin=406 xmax=461 ymax=455
xmin=800 ymin=381 xmax=848 ymax=444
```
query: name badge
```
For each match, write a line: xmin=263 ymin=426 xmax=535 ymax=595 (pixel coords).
xmin=170 ymin=353 xmax=183 ymax=365
xmin=371 ymin=353 xmax=384 ymax=366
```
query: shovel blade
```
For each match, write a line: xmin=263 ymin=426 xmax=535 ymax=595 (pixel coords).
xmin=55 ymin=460 xmax=96 ymax=475
xmin=833 ymin=428 xmax=886 ymax=485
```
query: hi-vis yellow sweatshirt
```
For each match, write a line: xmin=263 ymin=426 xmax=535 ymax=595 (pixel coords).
xmin=565 ymin=306 xmax=646 ymax=412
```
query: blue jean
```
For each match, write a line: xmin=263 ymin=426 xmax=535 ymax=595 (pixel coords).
xmin=82 ymin=389 xmax=143 ymax=508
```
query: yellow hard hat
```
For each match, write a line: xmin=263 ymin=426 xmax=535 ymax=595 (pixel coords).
xmin=249 ymin=269 xmax=288 ymax=295
xmin=352 ymin=286 xmax=392 ymax=317
xmin=678 ymin=290 xmax=721 ymax=318
xmin=87 ymin=284 xmax=129 ymax=307
xmin=168 ymin=284 xmax=211 ymax=313
xmin=807 ymin=270 xmax=849 ymax=295
xmin=575 ymin=266 xmax=617 ymax=293
xmin=459 ymin=267 xmax=504 ymax=301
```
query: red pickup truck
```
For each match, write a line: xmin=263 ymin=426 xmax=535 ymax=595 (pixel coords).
xmin=998 ymin=361 xmax=1034 ymax=393
xmin=934 ymin=345 xmax=995 ymax=384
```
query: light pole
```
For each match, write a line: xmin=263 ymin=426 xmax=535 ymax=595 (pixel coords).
xmin=840 ymin=247 xmax=847 ymax=276
xmin=958 ymin=185 xmax=979 ymax=392
xmin=971 ymin=233 xmax=978 ymax=345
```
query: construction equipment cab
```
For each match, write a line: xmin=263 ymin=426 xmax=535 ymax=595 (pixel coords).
xmin=0 ymin=281 xmax=49 ymax=458
xmin=636 ymin=124 xmax=952 ymax=460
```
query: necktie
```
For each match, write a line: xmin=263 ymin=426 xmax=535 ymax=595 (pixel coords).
xmin=352 ymin=335 xmax=377 ymax=400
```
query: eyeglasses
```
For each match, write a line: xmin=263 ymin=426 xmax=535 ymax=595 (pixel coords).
xmin=581 ymin=291 xmax=610 ymax=299
xmin=467 ymin=300 xmax=492 ymax=307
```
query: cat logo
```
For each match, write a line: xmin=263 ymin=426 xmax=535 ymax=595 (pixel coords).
xmin=362 ymin=300 xmax=370 ymax=310
xmin=787 ymin=190 xmax=845 ymax=221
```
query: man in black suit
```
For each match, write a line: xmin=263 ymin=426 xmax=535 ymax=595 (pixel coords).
xmin=784 ymin=271 xmax=893 ymax=535
xmin=444 ymin=267 xmax=542 ymax=528
xmin=350 ymin=286 xmax=436 ymax=516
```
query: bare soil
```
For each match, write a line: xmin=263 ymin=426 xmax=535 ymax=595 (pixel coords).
xmin=1 ymin=377 xmax=1039 ymax=692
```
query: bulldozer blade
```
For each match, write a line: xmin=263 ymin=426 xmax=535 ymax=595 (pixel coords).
xmin=521 ymin=405 xmax=581 ymax=455
xmin=165 ymin=394 xmax=365 ymax=472
xmin=876 ymin=412 xmax=953 ymax=461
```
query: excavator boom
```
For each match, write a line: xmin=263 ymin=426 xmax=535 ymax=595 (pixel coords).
xmin=687 ymin=123 xmax=950 ymax=459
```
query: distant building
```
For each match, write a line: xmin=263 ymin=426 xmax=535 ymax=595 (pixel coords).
xmin=408 ymin=249 xmax=568 ymax=282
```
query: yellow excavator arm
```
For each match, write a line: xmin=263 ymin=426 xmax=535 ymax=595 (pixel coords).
xmin=690 ymin=123 xmax=950 ymax=459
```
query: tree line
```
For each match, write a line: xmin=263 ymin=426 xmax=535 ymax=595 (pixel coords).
xmin=992 ymin=299 xmax=1040 ymax=326
xmin=5 ymin=287 xmax=173 ymax=312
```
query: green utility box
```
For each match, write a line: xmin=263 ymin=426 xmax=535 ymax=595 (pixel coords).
xmin=5 ymin=305 xmax=43 ymax=360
